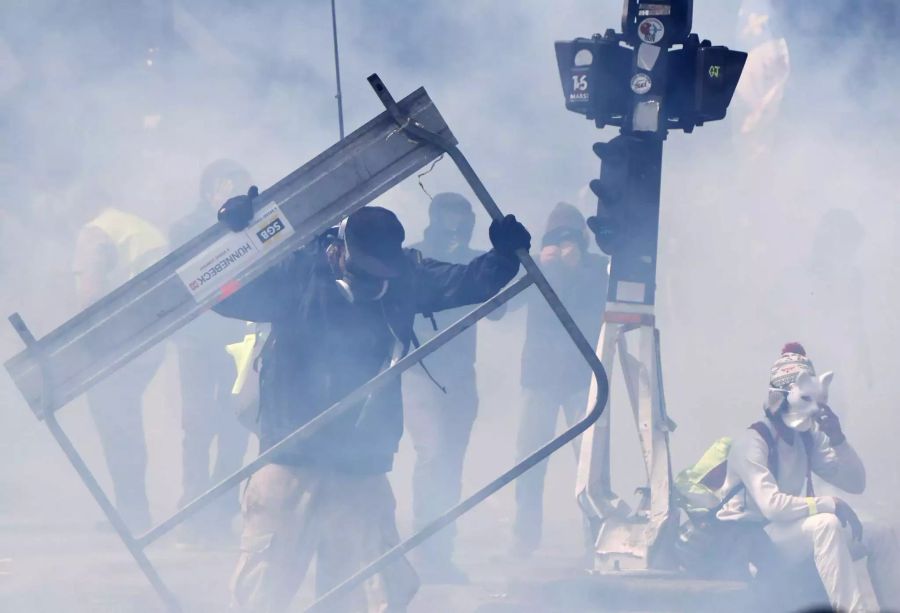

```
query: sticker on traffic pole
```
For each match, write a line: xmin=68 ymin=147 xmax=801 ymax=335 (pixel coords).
xmin=176 ymin=202 xmax=295 ymax=302
xmin=638 ymin=18 xmax=665 ymax=44
xmin=630 ymin=73 xmax=653 ymax=95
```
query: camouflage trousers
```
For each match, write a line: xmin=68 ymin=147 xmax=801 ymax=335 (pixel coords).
xmin=230 ymin=464 xmax=419 ymax=612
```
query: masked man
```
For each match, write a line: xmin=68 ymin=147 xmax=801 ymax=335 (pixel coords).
xmin=717 ymin=343 xmax=900 ymax=612
xmin=213 ymin=189 xmax=530 ymax=612
xmin=513 ymin=202 xmax=608 ymax=556
xmin=403 ymin=192 xmax=503 ymax=582
xmin=169 ymin=159 xmax=254 ymax=547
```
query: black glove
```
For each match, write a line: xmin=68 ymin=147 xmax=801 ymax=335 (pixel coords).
xmin=217 ymin=185 xmax=258 ymax=232
xmin=833 ymin=497 xmax=863 ymax=541
xmin=817 ymin=404 xmax=846 ymax=446
xmin=489 ymin=214 xmax=531 ymax=255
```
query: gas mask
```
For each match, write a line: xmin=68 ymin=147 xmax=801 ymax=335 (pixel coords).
xmin=333 ymin=217 xmax=390 ymax=303
xmin=772 ymin=371 xmax=834 ymax=431
xmin=430 ymin=210 xmax=469 ymax=254
xmin=335 ymin=266 xmax=389 ymax=303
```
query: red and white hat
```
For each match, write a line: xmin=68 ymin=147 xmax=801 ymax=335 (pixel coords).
xmin=769 ymin=342 xmax=816 ymax=391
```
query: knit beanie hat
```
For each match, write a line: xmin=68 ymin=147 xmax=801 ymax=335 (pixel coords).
xmin=769 ymin=342 xmax=816 ymax=390
xmin=543 ymin=202 xmax=587 ymax=250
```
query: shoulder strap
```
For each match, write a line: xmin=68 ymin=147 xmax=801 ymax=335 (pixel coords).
xmin=409 ymin=331 xmax=447 ymax=394
xmin=800 ymin=431 xmax=816 ymax=497
xmin=407 ymin=248 xmax=437 ymax=329
xmin=750 ymin=421 xmax=779 ymax=480
xmin=701 ymin=424 xmax=773 ymax=521
xmin=706 ymin=481 xmax=745 ymax=520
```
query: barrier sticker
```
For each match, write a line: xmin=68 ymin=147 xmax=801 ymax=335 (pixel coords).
xmin=177 ymin=202 xmax=295 ymax=302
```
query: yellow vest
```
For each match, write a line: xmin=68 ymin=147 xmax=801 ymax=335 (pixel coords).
xmin=86 ymin=208 xmax=168 ymax=282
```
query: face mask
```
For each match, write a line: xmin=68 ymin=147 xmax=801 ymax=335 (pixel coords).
xmin=335 ymin=273 xmax=389 ymax=303
xmin=333 ymin=219 xmax=391 ymax=303
xmin=775 ymin=371 xmax=834 ymax=431
xmin=429 ymin=211 xmax=469 ymax=252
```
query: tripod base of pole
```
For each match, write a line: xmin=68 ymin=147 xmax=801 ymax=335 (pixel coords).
xmin=576 ymin=302 xmax=678 ymax=572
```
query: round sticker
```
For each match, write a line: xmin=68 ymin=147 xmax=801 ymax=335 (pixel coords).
xmin=638 ymin=18 xmax=665 ymax=44
xmin=630 ymin=73 xmax=652 ymax=95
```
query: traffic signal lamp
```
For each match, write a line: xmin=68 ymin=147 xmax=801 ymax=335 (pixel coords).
xmin=555 ymin=0 xmax=744 ymax=302
xmin=587 ymin=135 xmax=631 ymax=256
xmin=554 ymin=29 xmax=746 ymax=134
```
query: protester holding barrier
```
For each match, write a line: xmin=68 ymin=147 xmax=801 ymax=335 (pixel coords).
xmin=212 ymin=189 xmax=531 ymax=612
xmin=72 ymin=190 xmax=168 ymax=532
xmin=169 ymin=159 xmax=254 ymax=548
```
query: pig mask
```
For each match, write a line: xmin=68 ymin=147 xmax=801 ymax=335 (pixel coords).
xmin=774 ymin=371 xmax=834 ymax=431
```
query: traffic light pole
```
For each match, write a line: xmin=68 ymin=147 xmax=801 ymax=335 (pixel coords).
xmin=574 ymin=136 xmax=678 ymax=572
xmin=558 ymin=0 xmax=745 ymax=572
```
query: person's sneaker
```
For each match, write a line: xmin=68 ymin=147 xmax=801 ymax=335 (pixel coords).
xmin=414 ymin=559 xmax=469 ymax=585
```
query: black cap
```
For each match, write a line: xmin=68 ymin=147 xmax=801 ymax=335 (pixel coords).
xmin=342 ymin=206 xmax=406 ymax=278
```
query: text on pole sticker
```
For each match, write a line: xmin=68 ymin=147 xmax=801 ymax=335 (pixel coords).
xmin=176 ymin=202 xmax=295 ymax=302
xmin=638 ymin=4 xmax=672 ymax=17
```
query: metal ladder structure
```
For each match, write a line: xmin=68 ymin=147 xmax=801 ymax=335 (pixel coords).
xmin=4 ymin=75 xmax=609 ymax=612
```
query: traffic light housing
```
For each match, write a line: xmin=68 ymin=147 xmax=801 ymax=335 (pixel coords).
xmin=555 ymin=0 xmax=745 ymax=305
xmin=554 ymin=35 xmax=631 ymax=127
xmin=554 ymin=7 xmax=746 ymax=134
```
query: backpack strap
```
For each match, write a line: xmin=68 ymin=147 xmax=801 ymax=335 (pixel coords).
xmin=749 ymin=421 xmax=816 ymax=497
xmin=409 ymin=331 xmax=447 ymax=394
xmin=705 ymin=481 xmax=745 ymax=520
xmin=749 ymin=421 xmax=779 ymax=480
xmin=800 ymin=431 xmax=816 ymax=497
xmin=700 ymin=424 xmax=775 ymax=521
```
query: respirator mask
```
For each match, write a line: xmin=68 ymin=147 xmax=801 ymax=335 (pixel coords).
xmin=332 ymin=210 xmax=405 ymax=303
xmin=335 ymin=265 xmax=389 ymax=303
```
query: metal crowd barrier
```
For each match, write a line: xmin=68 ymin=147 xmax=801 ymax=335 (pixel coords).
xmin=4 ymin=75 xmax=609 ymax=612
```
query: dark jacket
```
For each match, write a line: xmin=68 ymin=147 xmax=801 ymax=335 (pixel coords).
xmin=409 ymin=227 xmax=485 ymax=374
xmin=520 ymin=252 xmax=608 ymax=395
xmin=213 ymin=235 xmax=518 ymax=473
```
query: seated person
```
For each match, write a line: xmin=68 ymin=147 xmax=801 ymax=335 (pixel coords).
xmin=717 ymin=343 xmax=899 ymax=612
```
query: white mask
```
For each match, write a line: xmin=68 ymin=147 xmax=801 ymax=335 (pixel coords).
xmin=776 ymin=371 xmax=834 ymax=431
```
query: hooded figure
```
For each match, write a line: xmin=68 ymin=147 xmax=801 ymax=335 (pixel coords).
xmin=403 ymin=192 xmax=498 ymax=583
xmin=168 ymin=159 xmax=253 ymax=547
xmin=717 ymin=343 xmax=900 ymax=612
xmin=512 ymin=202 xmax=608 ymax=556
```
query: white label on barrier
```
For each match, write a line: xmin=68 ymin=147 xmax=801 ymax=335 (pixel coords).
xmin=176 ymin=202 xmax=295 ymax=302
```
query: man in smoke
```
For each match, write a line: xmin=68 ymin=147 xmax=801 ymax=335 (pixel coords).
xmin=717 ymin=343 xmax=900 ymax=612
xmin=404 ymin=192 xmax=502 ymax=583
xmin=169 ymin=159 xmax=253 ymax=547
xmin=512 ymin=202 xmax=607 ymax=557
xmin=72 ymin=188 xmax=168 ymax=531
xmin=214 ymin=190 xmax=530 ymax=612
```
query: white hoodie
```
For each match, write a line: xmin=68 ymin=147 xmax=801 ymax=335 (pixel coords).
xmin=717 ymin=417 xmax=865 ymax=523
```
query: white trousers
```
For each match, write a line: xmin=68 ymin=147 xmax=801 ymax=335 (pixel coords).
xmin=766 ymin=515 xmax=900 ymax=612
